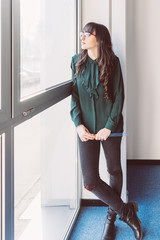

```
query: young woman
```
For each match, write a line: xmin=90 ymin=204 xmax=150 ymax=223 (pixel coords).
xmin=70 ymin=22 xmax=142 ymax=240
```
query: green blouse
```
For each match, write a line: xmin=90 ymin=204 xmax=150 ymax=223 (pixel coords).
xmin=70 ymin=53 xmax=124 ymax=134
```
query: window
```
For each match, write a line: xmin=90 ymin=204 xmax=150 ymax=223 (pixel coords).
xmin=13 ymin=0 xmax=79 ymax=117
xmin=14 ymin=97 xmax=79 ymax=240
xmin=20 ymin=0 xmax=75 ymax=100
xmin=0 ymin=0 xmax=82 ymax=239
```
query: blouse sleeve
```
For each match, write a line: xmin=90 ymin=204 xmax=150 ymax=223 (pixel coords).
xmin=70 ymin=56 xmax=83 ymax=127
xmin=104 ymin=58 xmax=124 ymax=132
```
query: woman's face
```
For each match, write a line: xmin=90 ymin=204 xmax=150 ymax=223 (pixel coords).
xmin=80 ymin=30 xmax=98 ymax=50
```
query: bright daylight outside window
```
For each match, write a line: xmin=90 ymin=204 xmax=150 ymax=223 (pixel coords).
xmin=20 ymin=0 xmax=74 ymax=100
xmin=14 ymin=97 xmax=77 ymax=240
xmin=14 ymin=0 xmax=78 ymax=239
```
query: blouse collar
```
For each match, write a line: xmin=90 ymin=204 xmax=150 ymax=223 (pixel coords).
xmin=87 ymin=55 xmax=97 ymax=64
xmin=80 ymin=55 xmax=99 ymax=99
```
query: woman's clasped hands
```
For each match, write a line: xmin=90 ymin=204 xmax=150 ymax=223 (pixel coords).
xmin=76 ymin=124 xmax=111 ymax=142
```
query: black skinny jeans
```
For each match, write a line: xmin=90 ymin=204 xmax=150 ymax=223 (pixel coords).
xmin=78 ymin=135 xmax=124 ymax=214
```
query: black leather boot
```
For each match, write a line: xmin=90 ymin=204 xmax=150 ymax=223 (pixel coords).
xmin=119 ymin=202 xmax=143 ymax=240
xmin=101 ymin=208 xmax=117 ymax=240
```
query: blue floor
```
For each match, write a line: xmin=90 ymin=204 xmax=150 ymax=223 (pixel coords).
xmin=69 ymin=165 xmax=160 ymax=239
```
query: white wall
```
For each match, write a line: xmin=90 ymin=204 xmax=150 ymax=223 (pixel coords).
xmin=82 ymin=0 xmax=110 ymax=27
xmin=112 ymin=0 xmax=127 ymax=201
xmin=81 ymin=0 xmax=127 ymax=201
xmin=126 ymin=0 xmax=160 ymax=159
xmin=81 ymin=0 xmax=160 ymax=162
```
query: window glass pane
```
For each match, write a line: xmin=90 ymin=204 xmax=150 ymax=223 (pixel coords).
xmin=20 ymin=0 xmax=75 ymax=100
xmin=14 ymin=96 xmax=78 ymax=240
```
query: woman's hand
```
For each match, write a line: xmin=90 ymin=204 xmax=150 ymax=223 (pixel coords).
xmin=95 ymin=128 xmax=111 ymax=141
xmin=76 ymin=124 xmax=95 ymax=142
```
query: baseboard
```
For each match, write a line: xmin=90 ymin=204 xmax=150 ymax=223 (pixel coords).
xmin=81 ymin=199 xmax=108 ymax=207
xmin=127 ymin=159 xmax=160 ymax=165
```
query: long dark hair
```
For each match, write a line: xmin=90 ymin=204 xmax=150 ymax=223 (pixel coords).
xmin=74 ymin=22 xmax=117 ymax=101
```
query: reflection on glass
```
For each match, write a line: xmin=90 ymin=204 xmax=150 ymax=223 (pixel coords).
xmin=20 ymin=0 xmax=75 ymax=99
xmin=14 ymin=96 xmax=78 ymax=240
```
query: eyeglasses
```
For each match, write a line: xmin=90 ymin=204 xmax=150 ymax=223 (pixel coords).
xmin=80 ymin=32 xmax=96 ymax=38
